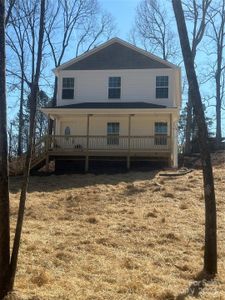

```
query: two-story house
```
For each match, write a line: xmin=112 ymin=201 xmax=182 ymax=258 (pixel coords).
xmin=39 ymin=37 xmax=181 ymax=172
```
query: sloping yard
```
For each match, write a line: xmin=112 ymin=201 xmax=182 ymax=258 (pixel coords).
xmin=8 ymin=155 xmax=225 ymax=299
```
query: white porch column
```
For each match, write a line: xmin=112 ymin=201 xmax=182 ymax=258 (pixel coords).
xmin=85 ymin=114 xmax=91 ymax=172
xmin=171 ymin=114 xmax=178 ymax=168
xmin=127 ymin=114 xmax=131 ymax=169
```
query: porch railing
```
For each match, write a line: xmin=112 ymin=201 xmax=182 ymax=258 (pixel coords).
xmin=48 ymin=135 xmax=171 ymax=152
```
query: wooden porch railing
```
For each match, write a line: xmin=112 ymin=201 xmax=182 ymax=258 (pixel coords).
xmin=50 ymin=135 xmax=171 ymax=151
xmin=9 ymin=134 xmax=171 ymax=175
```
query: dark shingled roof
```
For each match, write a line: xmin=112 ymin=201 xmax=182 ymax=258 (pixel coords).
xmin=47 ymin=102 xmax=166 ymax=109
xmin=64 ymin=42 xmax=171 ymax=70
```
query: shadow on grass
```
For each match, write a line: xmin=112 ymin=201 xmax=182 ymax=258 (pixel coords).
xmin=9 ymin=162 xmax=162 ymax=194
xmin=176 ymin=270 xmax=216 ymax=299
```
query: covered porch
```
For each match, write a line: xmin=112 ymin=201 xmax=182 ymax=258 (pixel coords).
xmin=40 ymin=106 xmax=178 ymax=172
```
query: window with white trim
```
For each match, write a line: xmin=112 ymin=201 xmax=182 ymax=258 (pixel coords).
xmin=108 ymin=77 xmax=121 ymax=99
xmin=154 ymin=122 xmax=167 ymax=145
xmin=62 ymin=78 xmax=74 ymax=99
xmin=156 ymin=76 xmax=168 ymax=98
xmin=107 ymin=122 xmax=120 ymax=145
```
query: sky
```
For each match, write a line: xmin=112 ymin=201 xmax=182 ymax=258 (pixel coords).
xmin=98 ymin=0 xmax=140 ymax=39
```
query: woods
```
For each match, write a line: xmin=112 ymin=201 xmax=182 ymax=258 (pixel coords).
xmin=0 ymin=0 xmax=224 ymax=298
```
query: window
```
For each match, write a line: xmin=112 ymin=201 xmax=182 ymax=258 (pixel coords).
xmin=154 ymin=122 xmax=167 ymax=145
xmin=62 ymin=78 xmax=74 ymax=99
xmin=108 ymin=77 xmax=121 ymax=99
xmin=107 ymin=122 xmax=120 ymax=145
xmin=156 ymin=76 xmax=168 ymax=98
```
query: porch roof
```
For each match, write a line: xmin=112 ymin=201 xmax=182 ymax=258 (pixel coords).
xmin=45 ymin=102 xmax=166 ymax=109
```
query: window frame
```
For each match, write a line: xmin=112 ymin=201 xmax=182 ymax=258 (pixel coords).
xmin=62 ymin=77 xmax=75 ymax=100
xmin=156 ymin=76 xmax=169 ymax=99
xmin=107 ymin=122 xmax=120 ymax=145
xmin=154 ymin=122 xmax=168 ymax=146
xmin=108 ymin=77 xmax=121 ymax=99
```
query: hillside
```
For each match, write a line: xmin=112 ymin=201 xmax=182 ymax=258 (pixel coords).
xmin=8 ymin=155 xmax=225 ymax=300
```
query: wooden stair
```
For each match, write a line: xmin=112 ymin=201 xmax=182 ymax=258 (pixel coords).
xmin=9 ymin=136 xmax=50 ymax=175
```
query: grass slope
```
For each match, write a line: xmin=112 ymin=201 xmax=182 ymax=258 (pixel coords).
xmin=8 ymin=158 xmax=225 ymax=299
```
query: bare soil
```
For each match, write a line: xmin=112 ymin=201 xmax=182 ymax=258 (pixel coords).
xmin=8 ymin=153 xmax=225 ymax=299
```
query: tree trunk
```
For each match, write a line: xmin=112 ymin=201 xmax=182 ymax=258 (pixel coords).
xmin=0 ymin=1 xmax=10 ymax=299
xmin=7 ymin=0 xmax=46 ymax=291
xmin=215 ymin=64 xmax=222 ymax=147
xmin=184 ymin=91 xmax=193 ymax=154
xmin=49 ymin=76 xmax=57 ymax=134
xmin=17 ymin=74 xmax=24 ymax=156
xmin=172 ymin=0 xmax=217 ymax=276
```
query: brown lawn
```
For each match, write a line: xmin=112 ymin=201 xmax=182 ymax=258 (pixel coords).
xmin=8 ymin=154 xmax=225 ymax=300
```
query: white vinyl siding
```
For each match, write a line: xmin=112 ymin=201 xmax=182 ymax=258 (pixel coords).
xmin=57 ymin=69 xmax=177 ymax=107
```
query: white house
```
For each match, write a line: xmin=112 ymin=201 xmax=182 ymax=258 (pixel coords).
xmin=40 ymin=37 xmax=181 ymax=172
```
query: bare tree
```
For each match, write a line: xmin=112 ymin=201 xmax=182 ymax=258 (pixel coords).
xmin=207 ymin=0 xmax=225 ymax=145
xmin=6 ymin=1 xmax=28 ymax=155
xmin=172 ymin=0 xmax=217 ymax=276
xmin=133 ymin=0 xmax=178 ymax=60
xmin=6 ymin=0 xmax=50 ymax=153
xmin=182 ymin=0 xmax=212 ymax=154
xmin=5 ymin=0 xmax=15 ymax=25
xmin=8 ymin=0 xmax=46 ymax=290
xmin=0 ymin=0 xmax=10 ymax=298
xmin=0 ymin=0 xmax=46 ymax=296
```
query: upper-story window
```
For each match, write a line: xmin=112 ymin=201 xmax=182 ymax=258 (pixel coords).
xmin=62 ymin=78 xmax=74 ymax=99
xmin=156 ymin=76 xmax=168 ymax=98
xmin=108 ymin=77 xmax=121 ymax=99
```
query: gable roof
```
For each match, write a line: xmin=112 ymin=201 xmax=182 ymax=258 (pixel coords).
xmin=54 ymin=38 xmax=178 ymax=73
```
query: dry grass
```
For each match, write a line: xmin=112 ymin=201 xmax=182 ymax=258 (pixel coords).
xmin=8 ymin=156 xmax=225 ymax=299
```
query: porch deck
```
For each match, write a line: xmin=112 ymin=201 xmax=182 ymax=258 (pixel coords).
xmin=30 ymin=134 xmax=172 ymax=172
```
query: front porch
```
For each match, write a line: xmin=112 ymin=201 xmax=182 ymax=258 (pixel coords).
xmin=39 ymin=107 xmax=179 ymax=172
xmin=32 ymin=133 xmax=172 ymax=173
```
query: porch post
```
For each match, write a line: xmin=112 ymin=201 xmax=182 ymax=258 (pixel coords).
xmin=127 ymin=114 xmax=132 ymax=170
xmin=173 ymin=118 xmax=178 ymax=168
xmin=170 ymin=113 xmax=177 ymax=168
xmin=45 ymin=114 xmax=50 ymax=172
xmin=85 ymin=114 xmax=90 ymax=172
xmin=170 ymin=113 xmax=173 ymax=167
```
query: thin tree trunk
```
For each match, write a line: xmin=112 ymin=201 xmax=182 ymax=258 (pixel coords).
xmin=215 ymin=63 xmax=222 ymax=146
xmin=17 ymin=74 xmax=24 ymax=156
xmin=7 ymin=0 xmax=46 ymax=291
xmin=184 ymin=91 xmax=193 ymax=154
xmin=49 ymin=76 xmax=57 ymax=134
xmin=172 ymin=0 xmax=217 ymax=276
xmin=0 ymin=0 xmax=10 ymax=299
